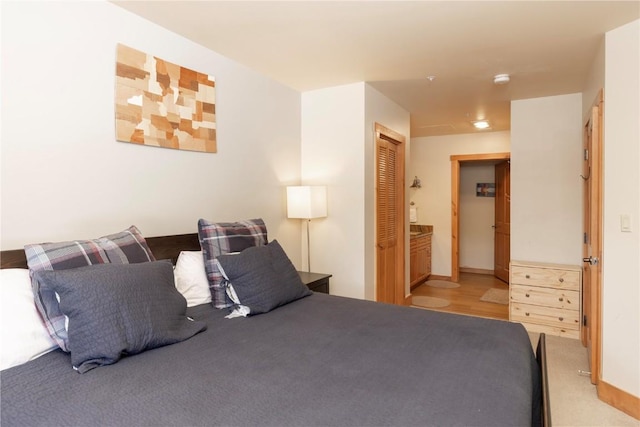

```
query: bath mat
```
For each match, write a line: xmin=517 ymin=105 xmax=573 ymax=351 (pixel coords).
xmin=425 ymin=280 xmax=460 ymax=289
xmin=480 ymin=288 xmax=509 ymax=305
xmin=411 ymin=296 xmax=450 ymax=309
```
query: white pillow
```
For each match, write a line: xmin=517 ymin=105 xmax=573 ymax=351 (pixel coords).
xmin=1 ymin=268 xmax=57 ymax=370
xmin=173 ymin=251 xmax=212 ymax=307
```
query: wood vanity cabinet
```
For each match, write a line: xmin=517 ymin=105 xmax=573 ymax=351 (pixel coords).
xmin=410 ymin=234 xmax=431 ymax=287
xmin=509 ymin=260 xmax=582 ymax=339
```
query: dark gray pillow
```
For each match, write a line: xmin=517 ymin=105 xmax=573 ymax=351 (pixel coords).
xmin=215 ymin=240 xmax=311 ymax=316
xmin=25 ymin=225 xmax=156 ymax=352
xmin=34 ymin=261 xmax=206 ymax=373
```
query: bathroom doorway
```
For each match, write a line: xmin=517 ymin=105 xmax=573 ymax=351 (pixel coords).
xmin=450 ymin=152 xmax=510 ymax=282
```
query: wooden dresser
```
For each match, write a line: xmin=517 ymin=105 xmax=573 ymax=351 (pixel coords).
xmin=509 ymin=260 xmax=582 ymax=339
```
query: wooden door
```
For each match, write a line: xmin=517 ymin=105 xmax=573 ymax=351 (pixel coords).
xmin=494 ymin=161 xmax=511 ymax=283
xmin=375 ymin=123 xmax=405 ymax=304
xmin=582 ymin=91 xmax=603 ymax=385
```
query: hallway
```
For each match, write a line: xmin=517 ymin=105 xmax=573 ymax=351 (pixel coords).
xmin=411 ymin=272 xmax=509 ymax=320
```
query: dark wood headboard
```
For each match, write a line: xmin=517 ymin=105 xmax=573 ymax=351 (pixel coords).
xmin=0 ymin=233 xmax=200 ymax=269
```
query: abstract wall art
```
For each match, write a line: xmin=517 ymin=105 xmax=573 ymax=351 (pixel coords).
xmin=115 ymin=43 xmax=216 ymax=153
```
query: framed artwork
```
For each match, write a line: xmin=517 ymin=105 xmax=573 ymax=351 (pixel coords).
xmin=476 ymin=183 xmax=495 ymax=197
xmin=115 ymin=44 xmax=216 ymax=153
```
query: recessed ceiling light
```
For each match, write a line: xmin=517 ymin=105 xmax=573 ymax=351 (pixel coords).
xmin=473 ymin=120 xmax=491 ymax=129
xmin=426 ymin=75 xmax=436 ymax=82
xmin=493 ymin=74 xmax=510 ymax=85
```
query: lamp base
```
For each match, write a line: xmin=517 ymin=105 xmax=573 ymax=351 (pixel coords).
xmin=306 ymin=219 xmax=311 ymax=273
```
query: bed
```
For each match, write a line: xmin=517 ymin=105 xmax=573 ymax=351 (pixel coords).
xmin=0 ymin=225 xmax=548 ymax=427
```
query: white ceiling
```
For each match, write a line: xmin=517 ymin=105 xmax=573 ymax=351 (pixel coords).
xmin=112 ymin=1 xmax=639 ymax=137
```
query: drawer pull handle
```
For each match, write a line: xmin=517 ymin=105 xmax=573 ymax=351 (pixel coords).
xmin=525 ymin=293 xmax=530 ymax=298
xmin=558 ymin=297 xmax=563 ymax=302
xmin=525 ymin=312 xmax=530 ymax=316
xmin=559 ymin=317 xmax=564 ymax=321
xmin=559 ymin=278 xmax=564 ymax=283
xmin=525 ymin=274 xmax=530 ymax=279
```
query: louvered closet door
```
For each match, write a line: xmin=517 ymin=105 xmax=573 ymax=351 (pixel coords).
xmin=376 ymin=134 xmax=400 ymax=304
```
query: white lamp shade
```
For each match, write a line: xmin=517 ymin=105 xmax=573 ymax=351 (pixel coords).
xmin=287 ymin=186 xmax=327 ymax=219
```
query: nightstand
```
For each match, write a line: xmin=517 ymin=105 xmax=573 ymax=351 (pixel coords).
xmin=298 ymin=271 xmax=332 ymax=294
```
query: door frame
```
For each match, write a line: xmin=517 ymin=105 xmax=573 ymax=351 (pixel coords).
xmin=450 ymin=152 xmax=510 ymax=282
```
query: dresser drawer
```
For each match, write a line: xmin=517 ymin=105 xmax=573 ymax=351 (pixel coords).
xmin=510 ymin=302 xmax=580 ymax=330
xmin=516 ymin=321 xmax=580 ymax=339
xmin=510 ymin=284 xmax=579 ymax=310
xmin=511 ymin=265 xmax=580 ymax=290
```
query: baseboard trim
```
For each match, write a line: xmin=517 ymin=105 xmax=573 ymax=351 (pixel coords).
xmin=597 ymin=380 xmax=640 ymax=420
xmin=428 ymin=274 xmax=451 ymax=281
xmin=460 ymin=267 xmax=494 ymax=275
xmin=404 ymin=294 xmax=413 ymax=306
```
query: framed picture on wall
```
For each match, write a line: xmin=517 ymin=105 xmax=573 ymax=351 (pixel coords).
xmin=476 ymin=183 xmax=495 ymax=197
xmin=115 ymin=44 xmax=217 ymax=153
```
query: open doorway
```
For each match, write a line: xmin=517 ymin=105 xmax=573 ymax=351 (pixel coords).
xmin=450 ymin=153 xmax=510 ymax=282
xmin=458 ymin=161 xmax=508 ymax=280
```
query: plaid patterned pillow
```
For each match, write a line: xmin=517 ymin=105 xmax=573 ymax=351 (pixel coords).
xmin=24 ymin=226 xmax=156 ymax=352
xmin=197 ymin=218 xmax=268 ymax=309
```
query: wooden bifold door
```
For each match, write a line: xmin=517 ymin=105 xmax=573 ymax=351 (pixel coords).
xmin=375 ymin=123 xmax=405 ymax=305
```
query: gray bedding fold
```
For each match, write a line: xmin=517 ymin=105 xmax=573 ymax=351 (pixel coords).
xmin=1 ymin=293 xmax=540 ymax=427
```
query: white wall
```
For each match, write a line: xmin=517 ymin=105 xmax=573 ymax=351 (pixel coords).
xmin=601 ymin=19 xmax=639 ymax=397
xmin=460 ymin=163 xmax=495 ymax=270
xmin=300 ymin=83 xmax=410 ymax=300
xmin=0 ymin=2 xmax=302 ymax=262
xmin=301 ymin=83 xmax=366 ymax=299
xmin=364 ymin=84 xmax=411 ymax=299
xmin=511 ymin=94 xmax=583 ymax=265
xmin=409 ymin=131 xmax=510 ymax=276
xmin=583 ymin=37 xmax=605 ymax=121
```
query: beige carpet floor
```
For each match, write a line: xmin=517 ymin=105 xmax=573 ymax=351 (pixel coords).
xmin=527 ymin=332 xmax=638 ymax=426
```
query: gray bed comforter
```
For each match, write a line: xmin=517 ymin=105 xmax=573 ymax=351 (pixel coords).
xmin=1 ymin=293 xmax=540 ymax=426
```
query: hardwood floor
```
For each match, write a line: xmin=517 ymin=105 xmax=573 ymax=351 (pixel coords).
xmin=411 ymin=272 xmax=509 ymax=320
